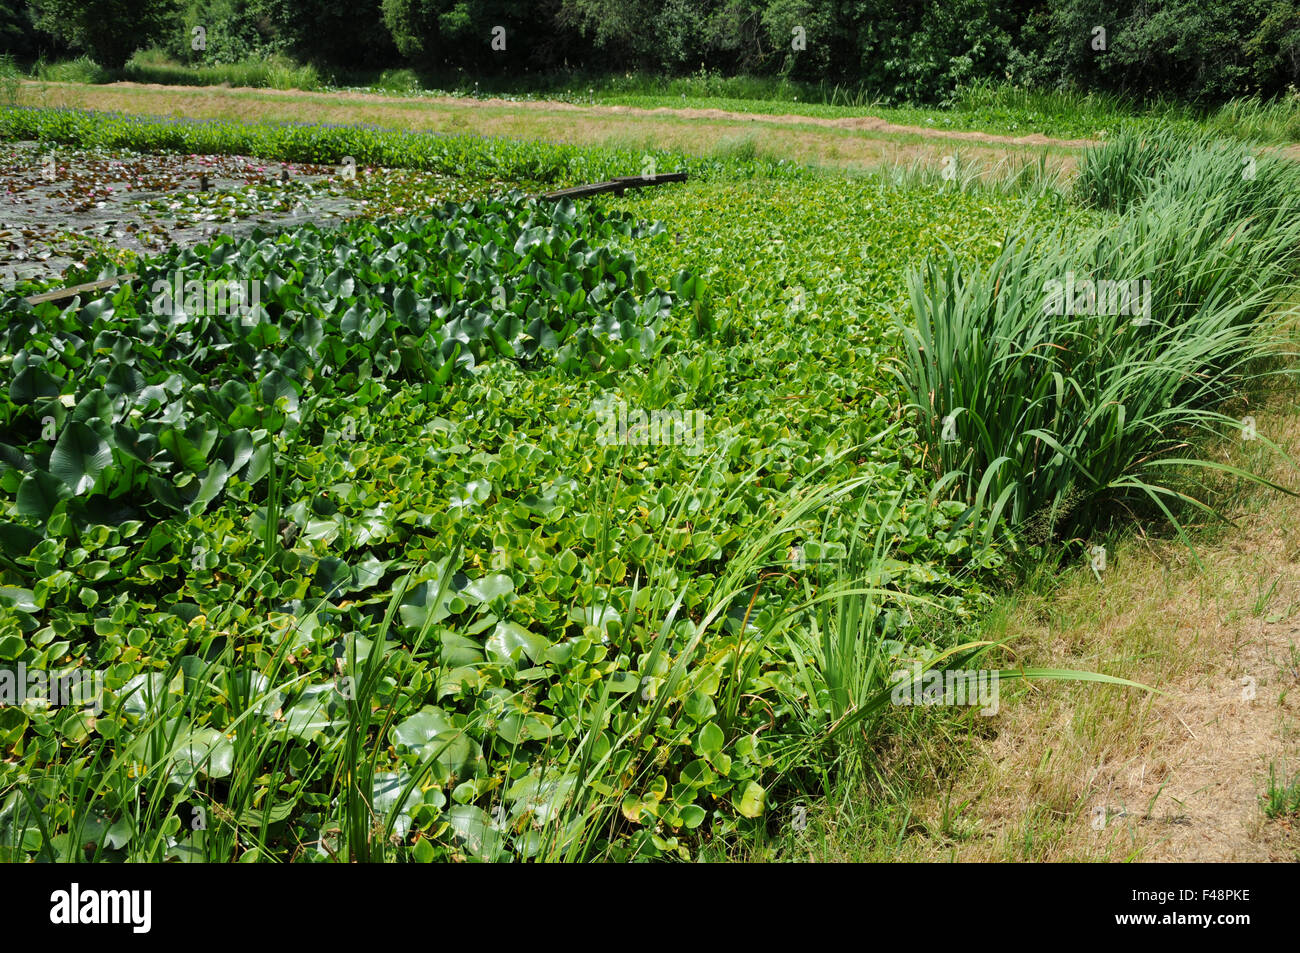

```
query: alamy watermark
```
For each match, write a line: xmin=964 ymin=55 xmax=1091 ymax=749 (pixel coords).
xmin=889 ymin=663 xmax=999 ymax=716
xmin=595 ymin=401 xmax=707 ymax=453
xmin=50 ymin=883 xmax=151 ymax=933
xmin=1043 ymin=273 xmax=1151 ymax=325
xmin=0 ymin=664 xmax=104 ymax=714
xmin=151 ymin=273 xmax=261 ymax=319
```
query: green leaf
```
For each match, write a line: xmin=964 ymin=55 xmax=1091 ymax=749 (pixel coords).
xmin=103 ymin=817 xmax=134 ymax=850
xmin=0 ymin=523 xmax=41 ymax=559
xmin=160 ymin=424 xmax=214 ymax=473
xmin=463 ymin=573 xmax=513 ymax=604
xmin=394 ymin=286 xmax=418 ymax=323
xmin=9 ymin=365 xmax=60 ymax=404
xmin=695 ymin=721 xmax=725 ymax=759
xmin=735 ymin=781 xmax=766 ymax=818
xmin=678 ymin=804 xmax=707 ymax=828
xmin=485 ymin=621 xmax=549 ymax=665
xmin=237 ymin=799 xmax=298 ymax=828
xmin=0 ymin=587 xmax=38 ymax=613
xmin=171 ymin=727 xmax=234 ymax=780
xmin=392 ymin=706 xmax=477 ymax=774
xmin=16 ymin=470 xmax=71 ymax=520
xmin=444 ymin=804 xmax=502 ymax=859
xmin=49 ymin=421 xmax=113 ymax=495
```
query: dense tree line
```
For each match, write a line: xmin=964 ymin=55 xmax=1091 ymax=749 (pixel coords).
xmin=3 ymin=0 xmax=1298 ymax=103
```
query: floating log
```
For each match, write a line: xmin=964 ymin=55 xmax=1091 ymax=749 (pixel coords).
xmin=22 ymin=273 xmax=138 ymax=306
xmin=540 ymin=172 xmax=687 ymax=201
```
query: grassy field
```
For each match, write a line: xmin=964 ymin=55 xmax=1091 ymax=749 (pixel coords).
xmin=1 ymin=97 xmax=1298 ymax=862
xmin=12 ymin=53 xmax=1300 ymax=145
xmin=9 ymin=80 xmax=1090 ymax=177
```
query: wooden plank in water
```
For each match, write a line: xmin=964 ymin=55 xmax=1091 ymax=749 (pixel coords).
xmin=540 ymin=172 xmax=687 ymax=201
xmin=22 ymin=273 xmax=138 ymax=306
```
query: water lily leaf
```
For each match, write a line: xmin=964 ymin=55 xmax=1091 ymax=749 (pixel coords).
xmin=352 ymin=554 xmax=390 ymax=591
xmin=495 ymin=711 xmax=559 ymax=744
xmin=103 ymin=817 xmax=134 ymax=850
xmin=0 ymin=586 xmax=38 ymax=613
xmin=0 ymin=523 xmax=41 ymax=559
xmin=159 ymin=422 xmax=215 ymax=472
xmin=393 ymin=706 xmax=477 ymax=774
xmin=215 ymin=429 xmax=255 ymax=475
xmin=171 ymin=727 xmax=234 ymax=780
xmin=372 ymin=771 xmax=420 ymax=839
xmin=398 ymin=576 xmax=459 ymax=629
xmin=394 ymin=286 xmax=418 ymax=323
xmin=463 ymin=573 xmax=513 ymax=604
xmin=505 ymin=774 xmax=578 ymax=825
xmin=70 ymin=389 xmax=114 ymax=426
xmin=0 ymin=443 xmax=34 ymax=475
xmin=118 ymin=672 xmax=179 ymax=719
xmin=444 ymin=805 xmax=503 ymax=859
xmin=113 ymin=424 xmax=160 ymax=464
xmin=187 ymin=461 xmax=230 ymax=514
xmin=485 ymin=621 xmax=549 ymax=665
xmin=237 ymin=799 xmax=297 ymax=828
xmin=278 ymin=684 xmax=344 ymax=739
xmin=9 ymin=364 xmax=61 ymax=404
xmin=569 ymin=604 xmax=621 ymax=632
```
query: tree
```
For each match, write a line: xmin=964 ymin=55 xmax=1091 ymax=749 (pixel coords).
xmin=251 ymin=0 xmax=395 ymax=69
xmin=31 ymin=0 xmax=179 ymax=68
xmin=1 ymin=1 xmax=43 ymax=58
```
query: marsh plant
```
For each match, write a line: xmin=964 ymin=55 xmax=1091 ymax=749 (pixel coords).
xmin=899 ymin=128 xmax=1300 ymax=547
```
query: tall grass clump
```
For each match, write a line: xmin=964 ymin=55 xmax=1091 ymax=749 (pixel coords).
xmin=1075 ymin=124 xmax=1300 ymax=217
xmin=0 ymin=55 xmax=19 ymax=107
xmin=123 ymin=50 xmax=322 ymax=91
xmin=899 ymin=138 xmax=1300 ymax=547
xmin=1206 ymin=91 xmax=1300 ymax=145
xmin=878 ymin=151 xmax=1069 ymax=203
xmin=33 ymin=55 xmax=111 ymax=84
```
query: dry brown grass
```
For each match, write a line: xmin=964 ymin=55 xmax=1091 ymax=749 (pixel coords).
xmin=875 ymin=388 xmax=1300 ymax=862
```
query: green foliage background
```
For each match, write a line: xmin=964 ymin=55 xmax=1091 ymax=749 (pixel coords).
xmin=5 ymin=0 xmax=1299 ymax=104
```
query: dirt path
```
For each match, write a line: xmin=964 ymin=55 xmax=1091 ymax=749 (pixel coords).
xmin=888 ymin=410 xmax=1300 ymax=863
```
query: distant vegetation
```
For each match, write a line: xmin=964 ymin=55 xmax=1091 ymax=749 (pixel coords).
xmin=3 ymin=1 xmax=1299 ymax=107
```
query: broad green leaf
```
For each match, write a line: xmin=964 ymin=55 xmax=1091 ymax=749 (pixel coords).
xmin=49 ymin=421 xmax=113 ymax=495
xmin=16 ymin=470 xmax=71 ymax=520
xmin=735 ymin=782 xmax=766 ymax=819
xmin=485 ymin=621 xmax=549 ymax=664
